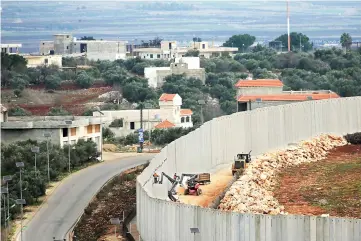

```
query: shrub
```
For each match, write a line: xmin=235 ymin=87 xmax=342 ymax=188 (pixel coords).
xmin=109 ymin=119 xmax=123 ymax=128
xmin=8 ymin=106 xmax=31 ymax=116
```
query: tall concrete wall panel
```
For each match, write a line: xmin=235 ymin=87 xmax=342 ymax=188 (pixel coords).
xmin=137 ymin=97 xmax=361 ymax=241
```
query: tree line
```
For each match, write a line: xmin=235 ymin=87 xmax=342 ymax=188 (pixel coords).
xmin=2 ymin=32 xmax=360 ymax=124
xmin=1 ymin=140 xmax=99 ymax=227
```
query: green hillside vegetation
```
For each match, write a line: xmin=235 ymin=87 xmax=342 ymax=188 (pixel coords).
xmin=2 ymin=33 xmax=361 ymax=125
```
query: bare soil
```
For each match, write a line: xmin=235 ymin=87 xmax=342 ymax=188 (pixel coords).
xmin=73 ymin=165 xmax=146 ymax=241
xmin=178 ymin=166 xmax=234 ymax=207
xmin=274 ymin=144 xmax=361 ymax=218
xmin=2 ymin=83 xmax=111 ymax=115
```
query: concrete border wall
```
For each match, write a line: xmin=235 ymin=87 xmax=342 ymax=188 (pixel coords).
xmin=137 ymin=97 xmax=361 ymax=241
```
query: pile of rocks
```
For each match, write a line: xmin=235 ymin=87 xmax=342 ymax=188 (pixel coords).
xmin=218 ymin=134 xmax=347 ymax=214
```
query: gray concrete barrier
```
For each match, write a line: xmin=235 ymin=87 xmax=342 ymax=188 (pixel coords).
xmin=137 ymin=97 xmax=361 ymax=241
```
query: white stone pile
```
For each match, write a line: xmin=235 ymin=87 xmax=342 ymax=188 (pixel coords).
xmin=218 ymin=134 xmax=347 ymax=214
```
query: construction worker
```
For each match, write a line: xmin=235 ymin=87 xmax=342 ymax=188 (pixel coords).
xmin=153 ymin=173 xmax=159 ymax=183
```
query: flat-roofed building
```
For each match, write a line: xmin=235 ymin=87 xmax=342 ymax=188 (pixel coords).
xmin=1 ymin=44 xmax=22 ymax=54
xmin=235 ymin=79 xmax=340 ymax=111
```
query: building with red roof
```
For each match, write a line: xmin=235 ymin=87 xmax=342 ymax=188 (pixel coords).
xmin=93 ymin=93 xmax=193 ymax=136
xmin=235 ymin=79 xmax=340 ymax=112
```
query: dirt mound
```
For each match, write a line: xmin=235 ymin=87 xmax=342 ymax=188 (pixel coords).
xmin=219 ymin=135 xmax=347 ymax=215
xmin=103 ymin=144 xmax=119 ymax=152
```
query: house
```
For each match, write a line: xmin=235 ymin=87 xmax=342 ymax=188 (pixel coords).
xmin=39 ymin=34 xmax=128 ymax=61
xmin=133 ymin=40 xmax=238 ymax=60
xmin=0 ymin=105 xmax=8 ymax=122
xmin=1 ymin=44 xmax=22 ymax=54
xmin=23 ymin=55 xmax=63 ymax=68
xmin=235 ymin=79 xmax=340 ymax=111
xmin=144 ymin=57 xmax=206 ymax=88
xmin=0 ymin=116 xmax=107 ymax=153
xmin=93 ymin=93 xmax=193 ymax=136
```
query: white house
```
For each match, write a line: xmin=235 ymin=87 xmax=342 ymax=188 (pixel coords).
xmin=133 ymin=40 xmax=238 ymax=60
xmin=93 ymin=93 xmax=193 ymax=136
xmin=144 ymin=57 xmax=206 ymax=88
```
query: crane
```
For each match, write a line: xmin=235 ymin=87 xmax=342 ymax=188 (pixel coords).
xmin=153 ymin=172 xmax=179 ymax=202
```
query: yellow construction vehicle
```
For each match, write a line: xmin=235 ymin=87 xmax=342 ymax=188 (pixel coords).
xmin=232 ymin=151 xmax=252 ymax=176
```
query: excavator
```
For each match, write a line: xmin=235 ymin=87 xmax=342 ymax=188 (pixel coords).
xmin=153 ymin=172 xmax=179 ymax=202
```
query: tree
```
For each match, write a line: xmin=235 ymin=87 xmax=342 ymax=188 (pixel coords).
xmin=44 ymin=74 xmax=61 ymax=90
xmin=1 ymin=53 xmax=27 ymax=73
xmin=102 ymin=66 xmax=128 ymax=85
xmin=75 ymin=71 xmax=94 ymax=88
xmin=340 ymin=33 xmax=352 ymax=50
xmin=10 ymin=74 xmax=29 ymax=90
xmin=8 ymin=106 xmax=31 ymax=116
xmin=274 ymin=32 xmax=313 ymax=52
xmin=131 ymin=62 xmax=149 ymax=76
xmin=102 ymin=127 xmax=115 ymax=142
xmin=122 ymin=81 xmax=157 ymax=103
xmin=47 ymin=107 xmax=70 ymax=116
xmin=185 ymin=49 xmax=200 ymax=57
xmin=223 ymin=34 xmax=256 ymax=52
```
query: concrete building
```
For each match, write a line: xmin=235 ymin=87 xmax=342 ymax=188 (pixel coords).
xmin=23 ymin=55 xmax=63 ymax=68
xmin=93 ymin=93 xmax=193 ymax=137
xmin=133 ymin=40 xmax=238 ymax=60
xmin=0 ymin=116 xmax=107 ymax=153
xmin=0 ymin=105 xmax=8 ymax=122
xmin=40 ymin=34 xmax=128 ymax=61
xmin=144 ymin=57 xmax=205 ymax=88
xmin=235 ymin=79 xmax=340 ymax=111
xmin=1 ymin=44 xmax=22 ymax=54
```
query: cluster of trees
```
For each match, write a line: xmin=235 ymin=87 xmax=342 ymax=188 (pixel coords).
xmin=103 ymin=126 xmax=196 ymax=147
xmin=3 ymin=32 xmax=360 ymax=123
xmin=1 ymin=139 xmax=99 ymax=226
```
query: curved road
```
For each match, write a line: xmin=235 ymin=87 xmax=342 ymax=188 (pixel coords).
xmin=21 ymin=154 xmax=153 ymax=241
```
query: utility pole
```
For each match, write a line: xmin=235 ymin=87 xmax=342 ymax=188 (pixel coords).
xmin=287 ymin=0 xmax=291 ymax=52
xmin=300 ymin=35 xmax=302 ymax=52
xmin=44 ymin=132 xmax=52 ymax=181
xmin=16 ymin=162 xmax=25 ymax=241
xmin=31 ymin=146 xmax=40 ymax=176
xmin=65 ymin=120 xmax=73 ymax=173
xmin=3 ymin=176 xmax=12 ymax=235
xmin=1 ymin=187 xmax=9 ymax=238
xmin=197 ymin=100 xmax=205 ymax=125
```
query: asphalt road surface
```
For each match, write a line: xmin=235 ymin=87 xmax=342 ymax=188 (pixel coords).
xmin=21 ymin=155 xmax=153 ymax=241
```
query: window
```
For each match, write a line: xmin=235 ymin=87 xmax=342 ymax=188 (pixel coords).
xmin=144 ymin=56 xmax=146 ymax=59
xmin=150 ymin=54 xmax=153 ymax=58
xmin=181 ymin=117 xmax=185 ymax=123
xmin=130 ymin=122 xmax=135 ymax=130
xmin=94 ymin=124 xmax=100 ymax=133
xmin=157 ymin=54 xmax=160 ymax=58
xmin=67 ymin=35 xmax=69 ymax=38
xmin=66 ymin=46 xmax=69 ymax=49
xmin=44 ymin=59 xmax=49 ymax=64
xmin=71 ymin=128 xmax=76 ymax=136
xmin=43 ymin=43 xmax=45 ymax=45
xmin=169 ymin=42 xmax=172 ymax=49
xmin=202 ymin=44 xmax=205 ymax=49
xmin=63 ymin=128 xmax=68 ymax=137
xmin=87 ymin=125 xmax=93 ymax=134
xmin=186 ymin=117 xmax=190 ymax=122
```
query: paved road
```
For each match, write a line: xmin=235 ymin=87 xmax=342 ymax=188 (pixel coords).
xmin=21 ymin=155 xmax=153 ymax=241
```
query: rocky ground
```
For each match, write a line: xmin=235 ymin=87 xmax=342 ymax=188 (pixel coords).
xmin=218 ymin=135 xmax=347 ymax=215
xmin=73 ymin=165 xmax=146 ymax=241
xmin=274 ymin=144 xmax=361 ymax=218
